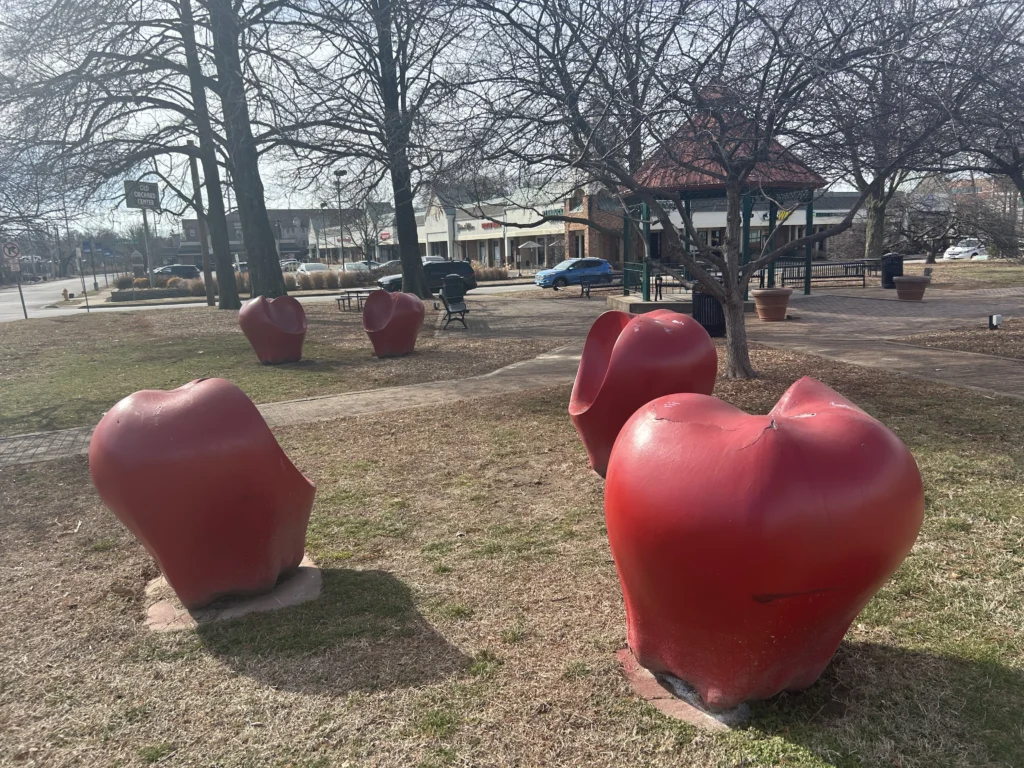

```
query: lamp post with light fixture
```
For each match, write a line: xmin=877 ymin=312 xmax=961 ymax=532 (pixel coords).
xmin=334 ymin=169 xmax=348 ymax=270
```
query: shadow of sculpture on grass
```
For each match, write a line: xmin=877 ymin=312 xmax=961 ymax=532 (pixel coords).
xmin=747 ymin=641 xmax=1024 ymax=767
xmin=196 ymin=568 xmax=470 ymax=695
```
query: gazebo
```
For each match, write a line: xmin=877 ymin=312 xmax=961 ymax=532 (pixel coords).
xmin=623 ymin=125 xmax=827 ymax=300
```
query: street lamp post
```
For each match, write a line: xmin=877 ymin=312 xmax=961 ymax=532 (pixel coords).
xmin=334 ymin=169 xmax=347 ymax=270
xmin=319 ymin=203 xmax=328 ymax=263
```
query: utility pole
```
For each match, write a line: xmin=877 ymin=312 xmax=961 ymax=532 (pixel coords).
xmin=187 ymin=139 xmax=216 ymax=306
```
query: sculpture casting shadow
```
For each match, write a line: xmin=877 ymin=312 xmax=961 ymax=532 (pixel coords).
xmin=196 ymin=568 xmax=470 ymax=695
xmin=239 ymin=295 xmax=308 ymax=364
xmin=750 ymin=640 xmax=1024 ymax=765
xmin=362 ymin=290 xmax=425 ymax=357
xmin=569 ymin=310 xmax=717 ymax=477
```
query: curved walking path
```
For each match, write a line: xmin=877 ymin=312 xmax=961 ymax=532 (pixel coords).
xmin=7 ymin=285 xmax=1024 ymax=467
xmin=0 ymin=344 xmax=585 ymax=468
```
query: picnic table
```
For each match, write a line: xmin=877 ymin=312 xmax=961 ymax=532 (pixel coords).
xmin=336 ymin=289 xmax=375 ymax=312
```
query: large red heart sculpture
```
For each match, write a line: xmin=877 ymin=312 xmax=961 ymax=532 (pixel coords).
xmin=570 ymin=310 xmax=717 ymax=477
xmin=89 ymin=378 xmax=317 ymax=609
xmin=605 ymin=377 xmax=924 ymax=710
xmin=362 ymin=290 xmax=425 ymax=357
xmin=238 ymin=295 xmax=307 ymax=364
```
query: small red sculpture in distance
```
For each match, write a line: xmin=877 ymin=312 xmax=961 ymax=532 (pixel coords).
xmin=362 ymin=290 xmax=426 ymax=357
xmin=605 ymin=377 xmax=925 ymax=710
xmin=238 ymin=295 xmax=307 ymax=364
xmin=89 ymin=378 xmax=317 ymax=609
xmin=569 ymin=310 xmax=717 ymax=477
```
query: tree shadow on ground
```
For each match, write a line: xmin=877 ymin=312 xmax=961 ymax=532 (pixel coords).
xmin=196 ymin=568 xmax=470 ymax=695
xmin=748 ymin=641 xmax=1024 ymax=767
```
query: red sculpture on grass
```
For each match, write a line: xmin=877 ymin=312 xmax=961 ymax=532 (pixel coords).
xmin=238 ymin=295 xmax=307 ymax=364
xmin=362 ymin=290 xmax=425 ymax=357
xmin=569 ymin=310 xmax=717 ymax=477
xmin=605 ymin=377 xmax=924 ymax=710
xmin=89 ymin=378 xmax=317 ymax=609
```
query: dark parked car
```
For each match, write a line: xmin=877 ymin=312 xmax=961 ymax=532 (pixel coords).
xmin=377 ymin=260 xmax=477 ymax=294
xmin=154 ymin=264 xmax=201 ymax=279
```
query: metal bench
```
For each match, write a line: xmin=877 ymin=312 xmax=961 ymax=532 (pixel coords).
xmin=439 ymin=275 xmax=469 ymax=329
xmin=579 ymin=272 xmax=623 ymax=298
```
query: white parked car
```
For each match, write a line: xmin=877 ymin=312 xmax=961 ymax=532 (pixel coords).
xmin=342 ymin=262 xmax=369 ymax=272
xmin=296 ymin=262 xmax=330 ymax=277
xmin=279 ymin=259 xmax=301 ymax=272
xmin=942 ymin=238 xmax=988 ymax=260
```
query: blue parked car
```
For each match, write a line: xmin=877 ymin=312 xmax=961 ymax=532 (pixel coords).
xmin=534 ymin=258 xmax=612 ymax=290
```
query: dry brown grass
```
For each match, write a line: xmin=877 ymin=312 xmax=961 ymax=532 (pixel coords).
xmin=0 ymin=301 xmax=565 ymax=436
xmin=1 ymin=344 xmax=1021 ymax=766
xmin=898 ymin=318 xmax=1024 ymax=360
xmin=903 ymin=260 xmax=1024 ymax=290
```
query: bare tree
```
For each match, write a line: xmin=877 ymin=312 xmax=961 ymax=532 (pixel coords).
xmin=460 ymin=0 xmax=897 ymax=377
xmin=261 ymin=0 xmax=469 ymax=297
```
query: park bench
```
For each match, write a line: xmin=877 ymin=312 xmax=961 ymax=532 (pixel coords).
xmin=775 ymin=260 xmax=868 ymax=288
xmin=579 ymin=272 xmax=624 ymax=298
xmin=336 ymin=289 xmax=374 ymax=312
xmin=439 ymin=275 xmax=469 ymax=329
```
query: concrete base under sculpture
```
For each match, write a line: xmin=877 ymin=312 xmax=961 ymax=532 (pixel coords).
xmin=617 ymin=648 xmax=749 ymax=731
xmin=145 ymin=555 xmax=321 ymax=632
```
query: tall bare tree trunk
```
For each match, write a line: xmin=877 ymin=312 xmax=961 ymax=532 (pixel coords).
xmin=723 ymin=181 xmax=755 ymax=378
xmin=179 ymin=0 xmax=240 ymax=310
xmin=207 ymin=0 xmax=286 ymax=299
xmin=864 ymin=190 xmax=887 ymax=260
xmin=372 ymin=0 xmax=429 ymax=298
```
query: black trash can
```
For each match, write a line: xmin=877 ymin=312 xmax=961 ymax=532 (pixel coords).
xmin=881 ymin=253 xmax=904 ymax=289
xmin=691 ymin=288 xmax=726 ymax=337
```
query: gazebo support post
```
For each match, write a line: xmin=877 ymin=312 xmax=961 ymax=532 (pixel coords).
xmin=622 ymin=206 xmax=630 ymax=296
xmin=767 ymin=201 xmax=778 ymax=288
xmin=804 ymin=193 xmax=814 ymax=295
xmin=683 ymin=198 xmax=692 ymax=275
xmin=742 ymin=193 xmax=752 ymax=299
xmin=642 ymin=202 xmax=650 ymax=301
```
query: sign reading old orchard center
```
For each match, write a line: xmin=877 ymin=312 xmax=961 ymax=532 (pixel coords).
xmin=125 ymin=180 xmax=161 ymax=209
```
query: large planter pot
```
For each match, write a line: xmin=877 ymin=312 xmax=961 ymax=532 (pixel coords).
xmin=893 ymin=276 xmax=930 ymax=301
xmin=751 ymin=288 xmax=793 ymax=321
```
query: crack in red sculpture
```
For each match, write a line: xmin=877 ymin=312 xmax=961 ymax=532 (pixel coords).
xmin=569 ymin=310 xmax=717 ymax=477
xmin=605 ymin=377 xmax=925 ymax=710
xmin=362 ymin=290 xmax=426 ymax=358
xmin=89 ymin=378 xmax=317 ymax=609
xmin=238 ymin=295 xmax=307 ymax=364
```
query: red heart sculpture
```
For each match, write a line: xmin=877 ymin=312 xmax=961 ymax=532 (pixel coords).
xmin=605 ymin=377 xmax=924 ymax=710
xmin=238 ymin=295 xmax=307 ymax=364
xmin=362 ymin=290 xmax=426 ymax=357
xmin=570 ymin=310 xmax=717 ymax=477
xmin=89 ymin=378 xmax=316 ymax=609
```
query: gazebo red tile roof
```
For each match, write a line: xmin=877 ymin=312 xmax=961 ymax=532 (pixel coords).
xmin=635 ymin=125 xmax=826 ymax=195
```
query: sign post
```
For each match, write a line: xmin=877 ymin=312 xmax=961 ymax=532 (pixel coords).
xmin=75 ymin=247 xmax=91 ymax=313
xmin=125 ymin=180 xmax=160 ymax=288
xmin=3 ymin=241 xmax=28 ymax=320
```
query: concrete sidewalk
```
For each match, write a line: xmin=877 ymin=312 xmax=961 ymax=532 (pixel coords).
xmin=0 ymin=344 xmax=584 ymax=468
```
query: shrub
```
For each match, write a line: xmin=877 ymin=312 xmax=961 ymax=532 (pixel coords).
xmin=154 ymin=275 xmax=170 ymax=288
xmin=323 ymin=270 xmax=340 ymax=289
xmin=296 ymin=272 xmax=313 ymax=290
xmin=189 ymin=279 xmax=206 ymax=297
xmin=236 ymin=272 xmax=251 ymax=293
xmin=166 ymin=277 xmax=183 ymax=289
xmin=472 ymin=262 xmax=509 ymax=281
xmin=133 ymin=277 xmax=149 ymax=289
xmin=284 ymin=274 xmax=297 ymax=290
xmin=311 ymin=271 xmax=326 ymax=289
xmin=114 ymin=275 xmax=134 ymax=289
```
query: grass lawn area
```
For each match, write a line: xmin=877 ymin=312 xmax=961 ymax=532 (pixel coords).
xmin=1 ymin=345 xmax=1020 ymax=767
xmin=0 ymin=302 xmax=561 ymax=436
xmin=899 ymin=318 xmax=1024 ymax=360
xmin=904 ymin=260 xmax=1024 ymax=290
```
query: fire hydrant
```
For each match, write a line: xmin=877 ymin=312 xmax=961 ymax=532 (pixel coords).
xmin=62 ymin=288 xmax=69 ymax=301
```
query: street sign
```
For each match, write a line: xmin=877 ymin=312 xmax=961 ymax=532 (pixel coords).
xmin=3 ymin=242 xmax=20 ymax=272
xmin=125 ymin=180 xmax=161 ymax=209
